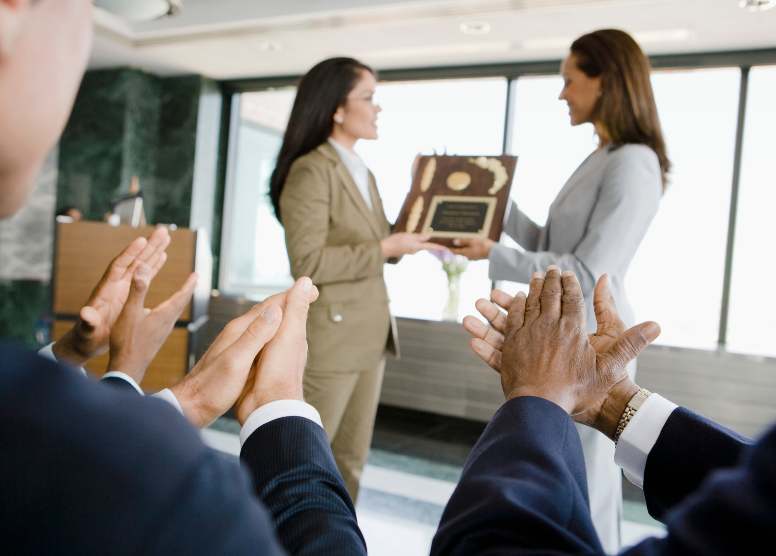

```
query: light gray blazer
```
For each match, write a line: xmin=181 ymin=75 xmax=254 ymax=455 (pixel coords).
xmin=489 ymin=144 xmax=662 ymax=332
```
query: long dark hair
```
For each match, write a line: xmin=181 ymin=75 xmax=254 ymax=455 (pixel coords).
xmin=269 ymin=57 xmax=374 ymax=222
xmin=571 ymin=29 xmax=671 ymax=190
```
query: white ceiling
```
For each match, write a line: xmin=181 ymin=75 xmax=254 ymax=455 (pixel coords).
xmin=89 ymin=0 xmax=776 ymax=79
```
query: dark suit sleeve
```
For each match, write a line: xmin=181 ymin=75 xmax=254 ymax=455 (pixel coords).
xmin=643 ymin=407 xmax=754 ymax=521
xmin=622 ymin=422 xmax=776 ymax=556
xmin=429 ymin=392 xmax=775 ymax=556
xmin=1 ymin=345 xmax=290 ymax=556
xmin=100 ymin=375 xmax=142 ymax=394
xmin=430 ymin=396 xmax=604 ymax=556
xmin=241 ymin=417 xmax=367 ymax=556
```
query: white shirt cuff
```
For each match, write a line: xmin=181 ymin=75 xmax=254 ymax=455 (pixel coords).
xmin=151 ymin=388 xmax=184 ymax=415
xmin=38 ymin=342 xmax=87 ymax=377
xmin=614 ymin=394 xmax=678 ymax=488
xmin=239 ymin=400 xmax=323 ymax=447
xmin=101 ymin=371 xmax=144 ymax=396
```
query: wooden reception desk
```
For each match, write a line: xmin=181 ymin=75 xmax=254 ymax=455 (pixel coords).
xmin=52 ymin=221 xmax=211 ymax=392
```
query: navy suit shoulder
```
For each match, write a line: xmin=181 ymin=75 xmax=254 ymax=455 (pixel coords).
xmin=242 ymin=416 xmax=367 ymax=556
xmin=624 ymin=420 xmax=776 ymax=556
xmin=432 ymin=391 xmax=774 ymax=556
xmin=431 ymin=396 xmax=603 ymax=556
xmin=643 ymin=406 xmax=753 ymax=520
xmin=0 ymin=344 xmax=281 ymax=555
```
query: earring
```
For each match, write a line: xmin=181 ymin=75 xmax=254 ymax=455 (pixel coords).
xmin=598 ymin=91 xmax=603 ymax=98
xmin=335 ymin=116 xmax=344 ymax=124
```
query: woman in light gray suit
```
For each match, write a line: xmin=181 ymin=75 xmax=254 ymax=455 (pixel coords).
xmin=452 ymin=29 xmax=670 ymax=552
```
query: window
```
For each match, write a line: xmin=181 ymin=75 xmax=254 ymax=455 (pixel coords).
xmin=497 ymin=75 xmax=599 ymax=297
xmin=626 ymin=68 xmax=740 ymax=350
xmin=727 ymin=66 xmax=776 ymax=357
xmin=498 ymin=69 xmax=740 ymax=351
xmin=357 ymin=78 xmax=508 ymax=322
xmin=220 ymin=59 xmax=773 ymax=357
xmin=220 ymin=89 xmax=296 ymax=297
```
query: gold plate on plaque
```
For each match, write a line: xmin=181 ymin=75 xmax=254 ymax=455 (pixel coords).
xmin=421 ymin=195 xmax=498 ymax=239
xmin=446 ymin=171 xmax=471 ymax=191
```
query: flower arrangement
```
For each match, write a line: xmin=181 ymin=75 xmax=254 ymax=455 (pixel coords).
xmin=431 ymin=250 xmax=469 ymax=322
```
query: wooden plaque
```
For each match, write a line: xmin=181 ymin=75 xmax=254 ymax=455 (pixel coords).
xmin=394 ymin=155 xmax=517 ymax=247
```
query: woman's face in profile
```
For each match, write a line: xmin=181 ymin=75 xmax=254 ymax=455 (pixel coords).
xmin=335 ymin=70 xmax=382 ymax=141
xmin=559 ymin=53 xmax=602 ymax=127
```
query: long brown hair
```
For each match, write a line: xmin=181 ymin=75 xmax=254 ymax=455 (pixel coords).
xmin=571 ymin=29 xmax=670 ymax=190
xmin=269 ymin=57 xmax=374 ymax=222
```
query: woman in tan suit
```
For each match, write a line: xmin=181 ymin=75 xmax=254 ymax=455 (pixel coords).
xmin=269 ymin=58 xmax=443 ymax=502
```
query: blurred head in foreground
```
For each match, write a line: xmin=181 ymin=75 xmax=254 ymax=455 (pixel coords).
xmin=0 ymin=0 xmax=92 ymax=219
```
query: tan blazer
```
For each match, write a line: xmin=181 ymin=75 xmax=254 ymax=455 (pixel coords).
xmin=280 ymin=142 xmax=399 ymax=373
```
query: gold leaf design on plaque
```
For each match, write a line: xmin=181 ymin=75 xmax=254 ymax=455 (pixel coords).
xmin=469 ymin=156 xmax=509 ymax=195
xmin=420 ymin=157 xmax=436 ymax=192
xmin=446 ymin=171 xmax=471 ymax=191
xmin=406 ymin=196 xmax=424 ymax=233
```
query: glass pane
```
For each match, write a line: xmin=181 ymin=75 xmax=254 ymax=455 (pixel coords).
xmin=223 ymin=89 xmax=296 ymax=297
xmin=727 ymin=66 xmax=776 ymax=357
xmin=356 ymin=78 xmax=508 ymax=322
xmin=626 ymin=68 xmax=740 ymax=350
xmin=498 ymin=75 xmax=599 ymax=298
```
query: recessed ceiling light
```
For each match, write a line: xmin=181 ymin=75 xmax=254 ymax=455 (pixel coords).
xmin=460 ymin=21 xmax=491 ymax=35
xmin=257 ymin=41 xmax=283 ymax=52
xmin=739 ymin=0 xmax=776 ymax=11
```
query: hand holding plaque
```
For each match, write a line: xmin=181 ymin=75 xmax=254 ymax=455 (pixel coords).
xmin=394 ymin=154 xmax=517 ymax=248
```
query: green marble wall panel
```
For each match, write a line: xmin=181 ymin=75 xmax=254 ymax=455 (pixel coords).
xmin=0 ymin=281 xmax=49 ymax=348
xmin=57 ymin=69 xmax=126 ymax=221
xmin=154 ymin=75 xmax=201 ymax=226
xmin=57 ymin=69 xmax=222 ymax=232
xmin=122 ymin=70 xmax=161 ymax=222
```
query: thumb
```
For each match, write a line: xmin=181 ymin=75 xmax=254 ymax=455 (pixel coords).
xmin=75 ymin=306 xmax=101 ymax=339
xmin=125 ymin=264 xmax=152 ymax=318
xmin=593 ymin=274 xmax=625 ymax=338
xmin=277 ymin=277 xmax=312 ymax=339
xmin=599 ymin=321 xmax=661 ymax=372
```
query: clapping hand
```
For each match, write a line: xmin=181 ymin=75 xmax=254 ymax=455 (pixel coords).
xmin=53 ymin=227 xmax=171 ymax=367
xmin=463 ymin=266 xmax=661 ymax=437
xmin=106 ymin=264 xmax=197 ymax=386
xmin=235 ymin=277 xmax=314 ymax=424
xmin=171 ymin=278 xmax=318 ymax=429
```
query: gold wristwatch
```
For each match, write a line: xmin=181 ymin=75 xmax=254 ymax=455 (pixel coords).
xmin=614 ymin=388 xmax=652 ymax=445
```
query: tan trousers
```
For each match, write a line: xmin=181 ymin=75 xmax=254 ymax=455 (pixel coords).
xmin=303 ymin=358 xmax=386 ymax=503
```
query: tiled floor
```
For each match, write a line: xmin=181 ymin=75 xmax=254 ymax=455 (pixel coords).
xmin=204 ymin=405 xmax=666 ymax=555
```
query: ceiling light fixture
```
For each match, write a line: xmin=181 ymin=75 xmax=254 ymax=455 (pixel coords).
xmin=738 ymin=0 xmax=776 ymax=11
xmin=460 ymin=21 xmax=491 ymax=35
xmin=94 ymin=0 xmax=183 ymax=22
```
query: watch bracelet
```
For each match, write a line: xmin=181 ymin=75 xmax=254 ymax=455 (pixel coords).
xmin=614 ymin=388 xmax=652 ymax=445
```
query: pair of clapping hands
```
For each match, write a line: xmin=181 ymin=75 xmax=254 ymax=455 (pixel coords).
xmin=53 ymin=227 xmax=316 ymax=429
xmin=464 ymin=265 xmax=662 ymax=440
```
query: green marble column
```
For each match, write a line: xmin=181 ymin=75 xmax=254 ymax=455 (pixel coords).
xmin=56 ymin=69 xmax=222 ymax=231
